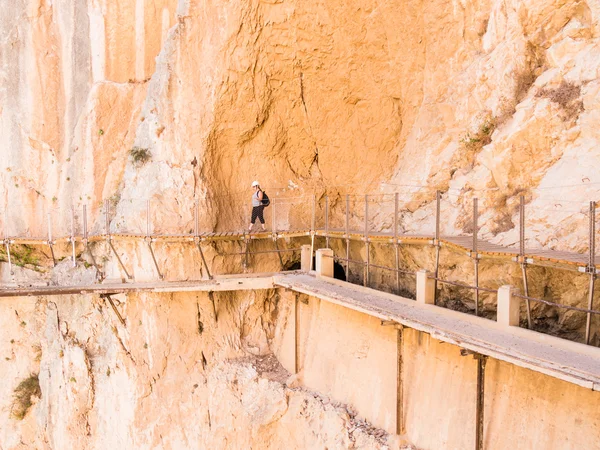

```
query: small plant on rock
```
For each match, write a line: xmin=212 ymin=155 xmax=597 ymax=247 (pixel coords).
xmin=461 ymin=116 xmax=496 ymax=152
xmin=130 ymin=147 xmax=151 ymax=166
xmin=11 ymin=374 xmax=41 ymax=420
xmin=537 ymin=81 xmax=584 ymax=121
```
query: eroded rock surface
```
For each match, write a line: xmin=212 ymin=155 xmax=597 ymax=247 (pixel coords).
xmin=1 ymin=0 xmax=600 ymax=249
xmin=0 ymin=290 xmax=410 ymax=449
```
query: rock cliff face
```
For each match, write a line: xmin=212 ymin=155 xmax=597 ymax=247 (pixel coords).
xmin=2 ymin=0 xmax=600 ymax=246
xmin=2 ymin=0 xmax=600 ymax=447
xmin=0 ymin=290 xmax=403 ymax=449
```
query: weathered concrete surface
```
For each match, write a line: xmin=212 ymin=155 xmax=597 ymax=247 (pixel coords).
xmin=403 ymin=330 xmax=477 ymax=450
xmin=485 ymin=359 xmax=600 ymax=449
xmin=274 ymin=275 xmax=600 ymax=450
xmin=275 ymin=273 xmax=600 ymax=390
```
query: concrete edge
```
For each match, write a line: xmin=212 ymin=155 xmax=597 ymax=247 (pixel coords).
xmin=274 ymin=274 xmax=600 ymax=391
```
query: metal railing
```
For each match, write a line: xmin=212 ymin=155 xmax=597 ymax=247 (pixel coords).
xmin=1 ymin=187 xmax=599 ymax=343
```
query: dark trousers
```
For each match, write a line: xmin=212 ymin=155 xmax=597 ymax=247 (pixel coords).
xmin=251 ymin=206 xmax=265 ymax=224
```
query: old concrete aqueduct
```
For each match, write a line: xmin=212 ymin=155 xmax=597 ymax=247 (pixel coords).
xmin=1 ymin=1 xmax=600 ymax=449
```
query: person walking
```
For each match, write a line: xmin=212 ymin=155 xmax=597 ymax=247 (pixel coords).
xmin=249 ymin=181 xmax=266 ymax=232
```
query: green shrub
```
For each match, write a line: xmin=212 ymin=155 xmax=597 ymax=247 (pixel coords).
xmin=130 ymin=147 xmax=151 ymax=166
xmin=11 ymin=374 xmax=41 ymax=420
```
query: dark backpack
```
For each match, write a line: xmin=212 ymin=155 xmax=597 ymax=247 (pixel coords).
xmin=261 ymin=191 xmax=270 ymax=207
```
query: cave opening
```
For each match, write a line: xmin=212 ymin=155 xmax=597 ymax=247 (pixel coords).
xmin=282 ymin=258 xmax=346 ymax=281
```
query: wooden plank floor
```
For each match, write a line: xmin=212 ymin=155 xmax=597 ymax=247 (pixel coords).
xmin=4 ymin=228 xmax=596 ymax=268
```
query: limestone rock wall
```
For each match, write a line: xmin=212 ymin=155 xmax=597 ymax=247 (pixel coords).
xmin=2 ymin=1 xmax=600 ymax=447
xmin=2 ymin=0 xmax=600 ymax=250
xmin=0 ymin=291 xmax=401 ymax=449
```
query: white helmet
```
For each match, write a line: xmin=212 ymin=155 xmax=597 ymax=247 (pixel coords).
xmin=251 ymin=181 xmax=260 ymax=187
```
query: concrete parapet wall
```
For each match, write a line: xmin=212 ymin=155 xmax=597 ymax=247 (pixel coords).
xmin=273 ymin=288 xmax=600 ymax=449
xmin=484 ymin=359 xmax=600 ymax=449
xmin=274 ymin=291 xmax=397 ymax=432
xmin=403 ymin=329 xmax=477 ymax=449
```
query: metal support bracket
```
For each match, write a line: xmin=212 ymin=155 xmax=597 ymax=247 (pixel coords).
xmin=83 ymin=240 xmax=104 ymax=281
xmin=145 ymin=237 xmax=164 ymax=280
xmin=48 ymin=240 xmax=57 ymax=267
xmin=580 ymin=265 xmax=598 ymax=274
xmin=101 ymin=294 xmax=127 ymax=327
xmin=467 ymin=251 xmax=481 ymax=260
xmin=194 ymin=237 xmax=212 ymax=280
xmin=208 ymin=291 xmax=218 ymax=322
xmin=4 ymin=239 xmax=13 ymax=276
xmin=475 ymin=353 xmax=487 ymax=450
xmin=396 ymin=324 xmax=405 ymax=435
xmin=274 ymin=239 xmax=285 ymax=270
xmin=242 ymin=234 xmax=250 ymax=270
xmin=107 ymin=238 xmax=133 ymax=280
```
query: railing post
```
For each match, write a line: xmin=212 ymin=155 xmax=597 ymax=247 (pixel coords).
xmin=497 ymin=285 xmax=520 ymax=327
xmin=416 ymin=270 xmax=435 ymax=305
xmin=70 ymin=206 xmax=76 ymax=267
xmin=473 ymin=198 xmax=479 ymax=316
xmin=194 ymin=199 xmax=199 ymax=237
xmin=345 ymin=194 xmax=350 ymax=281
xmin=81 ymin=204 xmax=101 ymax=280
xmin=47 ymin=211 xmax=56 ymax=266
xmin=520 ymin=195 xmax=532 ymax=329
xmin=309 ymin=194 xmax=316 ymax=271
xmin=394 ymin=192 xmax=400 ymax=295
xmin=364 ymin=194 xmax=369 ymax=287
xmin=82 ymin=204 xmax=88 ymax=243
xmin=146 ymin=200 xmax=151 ymax=237
xmin=105 ymin=199 xmax=110 ymax=236
xmin=272 ymin=198 xmax=277 ymax=236
xmin=586 ymin=201 xmax=596 ymax=345
xmin=3 ymin=209 xmax=12 ymax=276
xmin=325 ymin=195 xmax=329 ymax=249
xmin=433 ymin=191 xmax=441 ymax=304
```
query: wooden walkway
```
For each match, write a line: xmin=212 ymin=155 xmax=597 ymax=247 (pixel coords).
xmin=3 ymin=228 xmax=596 ymax=269
xmin=320 ymin=229 xmax=596 ymax=268
xmin=0 ymin=272 xmax=282 ymax=297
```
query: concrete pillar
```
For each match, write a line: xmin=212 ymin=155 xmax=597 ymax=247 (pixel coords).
xmin=316 ymin=248 xmax=334 ymax=278
xmin=416 ymin=270 xmax=435 ymax=305
xmin=301 ymin=245 xmax=312 ymax=272
xmin=497 ymin=285 xmax=520 ymax=327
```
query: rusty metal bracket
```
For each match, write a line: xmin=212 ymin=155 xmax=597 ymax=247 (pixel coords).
xmin=101 ymin=294 xmax=126 ymax=327
xmin=208 ymin=291 xmax=218 ymax=323
xmin=396 ymin=324 xmax=405 ymax=435
xmin=4 ymin=239 xmax=13 ymax=276
xmin=146 ymin=237 xmax=164 ymax=280
xmin=194 ymin=237 xmax=212 ymax=280
xmin=274 ymin=239 xmax=285 ymax=270
xmin=242 ymin=234 xmax=250 ymax=270
xmin=47 ymin=213 xmax=56 ymax=267
xmin=108 ymin=238 xmax=133 ymax=280
xmin=475 ymin=353 xmax=487 ymax=450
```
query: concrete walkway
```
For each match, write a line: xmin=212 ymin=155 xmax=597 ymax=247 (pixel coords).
xmin=2 ymin=270 xmax=599 ymax=390
xmin=274 ymin=273 xmax=600 ymax=391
